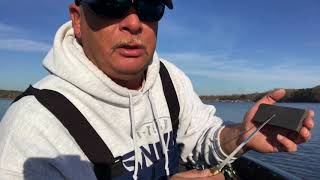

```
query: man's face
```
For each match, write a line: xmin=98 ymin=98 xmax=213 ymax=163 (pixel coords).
xmin=70 ymin=3 xmax=158 ymax=84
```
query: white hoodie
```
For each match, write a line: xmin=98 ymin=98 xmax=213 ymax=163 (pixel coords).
xmin=0 ymin=22 xmax=227 ymax=180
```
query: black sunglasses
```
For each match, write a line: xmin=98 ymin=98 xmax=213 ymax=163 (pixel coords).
xmin=75 ymin=0 xmax=169 ymax=22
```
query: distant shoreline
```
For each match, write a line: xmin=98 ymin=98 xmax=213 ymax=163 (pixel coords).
xmin=0 ymin=90 xmax=21 ymax=99
xmin=200 ymin=99 xmax=320 ymax=104
xmin=201 ymin=99 xmax=253 ymax=103
xmin=1 ymin=85 xmax=320 ymax=103
xmin=199 ymin=85 xmax=320 ymax=103
xmin=0 ymin=98 xmax=15 ymax=100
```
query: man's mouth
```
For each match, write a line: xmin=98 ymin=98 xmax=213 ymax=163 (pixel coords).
xmin=117 ymin=44 xmax=146 ymax=58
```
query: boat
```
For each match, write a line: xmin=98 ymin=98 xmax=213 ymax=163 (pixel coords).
xmin=229 ymin=155 xmax=301 ymax=180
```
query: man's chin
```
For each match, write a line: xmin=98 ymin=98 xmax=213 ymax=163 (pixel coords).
xmin=116 ymin=67 xmax=147 ymax=79
xmin=115 ymin=58 xmax=150 ymax=73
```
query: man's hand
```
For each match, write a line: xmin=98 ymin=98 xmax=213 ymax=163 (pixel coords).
xmin=241 ymin=89 xmax=314 ymax=153
xmin=171 ymin=89 xmax=314 ymax=180
xmin=171 ymin=169 xmax=225 ymax=180
xmin=221 ymin=89 xmax=314 ymax=155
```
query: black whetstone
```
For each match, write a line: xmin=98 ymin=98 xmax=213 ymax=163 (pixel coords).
xmin=252 ymin=104 xmax=307 ymax=132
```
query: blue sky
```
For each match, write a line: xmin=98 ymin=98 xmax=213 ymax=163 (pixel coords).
xmin=0 ymin=0 xmax=319 ymax=95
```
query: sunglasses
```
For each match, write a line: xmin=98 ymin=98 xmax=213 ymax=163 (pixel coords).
xmin=75 ymin=0 xmax=169 ymax=22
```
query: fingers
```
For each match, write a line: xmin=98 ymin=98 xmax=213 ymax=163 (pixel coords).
xmin=176 ymin=169 xmax=211 ymax=178
xmin=295 ymin=127 xmax=312 ymax=144
xmin=276 ymin=126 xmax=311 ymax=151
xmin=293 ymin=110 xmax=314 ymax=144
xmin=300 ymin=127 xmax=311 ymax=140
xmin=171 ymin=169 xmax=225 ymax=180
xmin=244 ymin=89 xmax=286 ymax=124
xmin=303 ymin=110 xmax=315 ymax=130
xmin=276 ymin=134 xmax=297 ymax=152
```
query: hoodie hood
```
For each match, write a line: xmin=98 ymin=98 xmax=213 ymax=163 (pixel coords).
xmin=43 ymin=21 xmax=160 ymax=107
xmin=42 ymin=21 xmax=171 ymax=179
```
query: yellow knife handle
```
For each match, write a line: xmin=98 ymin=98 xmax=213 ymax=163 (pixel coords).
xmin=209 ymin=166 xmax=221 ymax=176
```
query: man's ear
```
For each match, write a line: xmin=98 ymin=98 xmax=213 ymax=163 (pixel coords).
xmin=69 ymin=3 xmax=82 ymax=40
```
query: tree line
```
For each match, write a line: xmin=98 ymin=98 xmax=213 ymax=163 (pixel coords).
xmin=0 ymin=90 xmax=21 ymax=99
xmin=200 ymin=85 xmax=320 ymax=103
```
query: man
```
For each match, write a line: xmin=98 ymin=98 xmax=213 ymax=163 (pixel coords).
xmin=0 ymin=0 xmax=314 ymax=180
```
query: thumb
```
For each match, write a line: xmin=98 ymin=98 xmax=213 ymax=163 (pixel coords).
xmin=256 ymin=88 xmax=286 ymax=105
xmin=245 ymin=89 xmax=286 ymax=122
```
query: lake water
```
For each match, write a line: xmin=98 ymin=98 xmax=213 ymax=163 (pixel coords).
xmin=0 ymin=100 xmax=319 ymax=179
xmin=0 ymin=99 xmax=12 ymax=118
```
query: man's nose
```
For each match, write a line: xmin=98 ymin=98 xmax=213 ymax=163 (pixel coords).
xmin=119 ymin=8 xmax=142 ymax=35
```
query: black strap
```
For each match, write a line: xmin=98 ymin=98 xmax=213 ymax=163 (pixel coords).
xmin=13 ymin=86 xmax=123 ymax=179
xmin=13 ymin=61 xmax=180 ymax=179
xmin=160 ymin=61 xmax=180 ymax=134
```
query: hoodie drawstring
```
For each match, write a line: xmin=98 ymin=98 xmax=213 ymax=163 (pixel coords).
xmin=129 ymin=93 xmax=139 ymax=180
xmin=129 ymin=91 xmax=170 ymax=180
xmin=148 ymin=91 xmax=170 ymax=178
